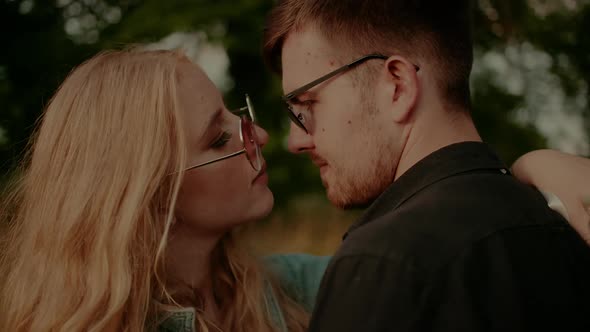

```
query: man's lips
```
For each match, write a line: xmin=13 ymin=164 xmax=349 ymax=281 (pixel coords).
xmin=310 ymin=156 xmax=329 ymax=179
xmin=310 ymin=155 xmax=328 ymax=168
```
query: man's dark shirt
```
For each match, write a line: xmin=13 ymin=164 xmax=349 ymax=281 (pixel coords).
xmin=308 ymin=142 xmax=590 ymax=332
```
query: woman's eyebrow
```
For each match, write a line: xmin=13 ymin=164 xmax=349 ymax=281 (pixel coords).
xmin=200 ymin=107 xmax=224 ymax=139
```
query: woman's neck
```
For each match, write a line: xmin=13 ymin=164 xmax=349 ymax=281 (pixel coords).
xmin=165 ymin=222 xmax=224 ymax=315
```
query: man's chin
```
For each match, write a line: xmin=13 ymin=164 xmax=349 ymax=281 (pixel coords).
xmin=326 ymin=185 xmax=373 ymax=210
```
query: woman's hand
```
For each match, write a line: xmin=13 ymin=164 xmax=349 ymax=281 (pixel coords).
xmin=512 ymin=149 xmax=590 ymax=244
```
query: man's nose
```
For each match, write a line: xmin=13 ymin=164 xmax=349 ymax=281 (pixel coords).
xmin=287 ymin=121 xmax=314 ymax=154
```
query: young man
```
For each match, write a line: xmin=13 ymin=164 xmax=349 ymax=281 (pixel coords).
xmin=263 ymin=1 xmax=590 ymax=331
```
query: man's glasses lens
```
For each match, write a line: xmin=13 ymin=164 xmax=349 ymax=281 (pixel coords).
xmin=285 ymin=104 xmax=308 ymax=133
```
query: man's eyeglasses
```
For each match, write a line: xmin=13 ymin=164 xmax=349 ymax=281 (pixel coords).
xmin=184 ymin=94 xmax=262 ymax=172
xmin=282 ymin=54 xmax=419 ymax=134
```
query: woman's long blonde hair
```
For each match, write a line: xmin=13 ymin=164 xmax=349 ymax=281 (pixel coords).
xmin=0 ymin=49 xmax=307 ymax=331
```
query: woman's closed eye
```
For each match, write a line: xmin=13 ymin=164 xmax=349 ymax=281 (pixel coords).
xmin=211 ymin=131 xmax=232 ymax=149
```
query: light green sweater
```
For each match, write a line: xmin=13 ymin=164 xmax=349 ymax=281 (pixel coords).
xmin=158 ymin=254 xmax=330 ymax=332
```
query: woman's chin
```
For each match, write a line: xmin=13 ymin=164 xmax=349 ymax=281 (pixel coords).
xmin=222 ymin=188 xmax=275 ymax=229
xmin=245 ymin=187 xmax=274 ymax=223
xmin=256 ymin=188 xmax=275 ymax=219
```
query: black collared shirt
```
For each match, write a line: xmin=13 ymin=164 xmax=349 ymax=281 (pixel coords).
xmin=308 ymin=142 xmax=590 ymax=332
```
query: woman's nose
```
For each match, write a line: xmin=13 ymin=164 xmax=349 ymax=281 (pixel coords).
xmin=255 ymin=124 xmax=269 ymax=147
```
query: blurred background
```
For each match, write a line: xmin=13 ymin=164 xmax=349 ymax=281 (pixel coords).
xmin=1 ymin=0 xmax=589 ymax=255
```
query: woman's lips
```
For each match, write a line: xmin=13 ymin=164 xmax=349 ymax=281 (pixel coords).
xmin=253 ymin=163 xmax=268 ymax=184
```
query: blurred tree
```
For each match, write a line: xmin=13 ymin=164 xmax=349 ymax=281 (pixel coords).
xmin=0 ymin=0 xmax=588 ymax=204
xmin=473 ymin=0 xmax=589 ymax=155
xmin=0 ymin=0 xmax=134 ymax=181
xmin=0 ymin=0 xmax=92 ymax=175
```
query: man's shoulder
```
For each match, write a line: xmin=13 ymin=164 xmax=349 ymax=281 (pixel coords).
xmin=337 ymin=171 xmax=571 ymax=272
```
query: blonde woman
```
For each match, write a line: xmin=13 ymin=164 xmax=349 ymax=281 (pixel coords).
xmin=0 ymin=48 xmax=587 ymax=332
xmin=0 ymin=49 xmax=327 ymax=332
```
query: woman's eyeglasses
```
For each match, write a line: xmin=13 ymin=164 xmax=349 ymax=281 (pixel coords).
xmin=184 ymin=94 xmax=262 ymax=172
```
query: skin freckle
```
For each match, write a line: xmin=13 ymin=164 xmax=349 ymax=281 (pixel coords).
xmin=348 ymin=120 xmax=352 ymax=125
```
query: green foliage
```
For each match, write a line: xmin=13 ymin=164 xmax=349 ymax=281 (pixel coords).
xmin=0 ymin=0 xmax=588 ymax=206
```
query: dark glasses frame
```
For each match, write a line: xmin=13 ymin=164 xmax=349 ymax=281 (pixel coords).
xmin=282 ymin=54 xmax=419 ymax=133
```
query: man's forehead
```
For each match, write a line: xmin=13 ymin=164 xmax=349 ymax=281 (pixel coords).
xmin=281 ymin=28 xmax=340 ymax=93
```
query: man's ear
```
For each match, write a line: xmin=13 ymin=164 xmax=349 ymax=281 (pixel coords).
xmin=381 ymin=56 xmax=419 ymax=123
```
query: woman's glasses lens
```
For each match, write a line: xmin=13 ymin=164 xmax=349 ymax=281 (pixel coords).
xmin=241 ymin=115 xmax=262 ymax=171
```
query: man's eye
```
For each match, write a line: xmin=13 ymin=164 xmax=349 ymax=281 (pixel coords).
xmin=301 ymin=100 xmax=315 ymax=108
xmin=211 ymin=131 xmax=232 ymax=148
xmin=297 ymin=113 xmax=306 ymax=123
xmin=294 ymin=100 xmax=315 ymax=113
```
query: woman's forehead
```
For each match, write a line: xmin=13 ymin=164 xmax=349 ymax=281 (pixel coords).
xmin=176 ymin=62 xmax=225 ymax=137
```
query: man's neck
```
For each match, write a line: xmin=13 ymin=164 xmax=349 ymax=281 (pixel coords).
xmin=394 ymin=108 xmax=481 ymax=181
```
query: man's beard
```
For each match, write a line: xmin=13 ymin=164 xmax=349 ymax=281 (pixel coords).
xmin=325 ymin=146 xmax=396 ymax=209
xmin=325 ymin=96 xmax=397 ymax=209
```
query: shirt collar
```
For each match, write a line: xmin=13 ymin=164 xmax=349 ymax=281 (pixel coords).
xmin=344 ymin=141 xmax=508 ymax=239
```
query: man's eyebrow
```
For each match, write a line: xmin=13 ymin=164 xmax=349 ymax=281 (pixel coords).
xmin=288 ymin=91 xmax=314 ymax=105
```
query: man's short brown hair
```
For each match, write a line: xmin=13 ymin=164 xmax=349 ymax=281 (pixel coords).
xmin=263 ymin=0 xmax=474 ymax=109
